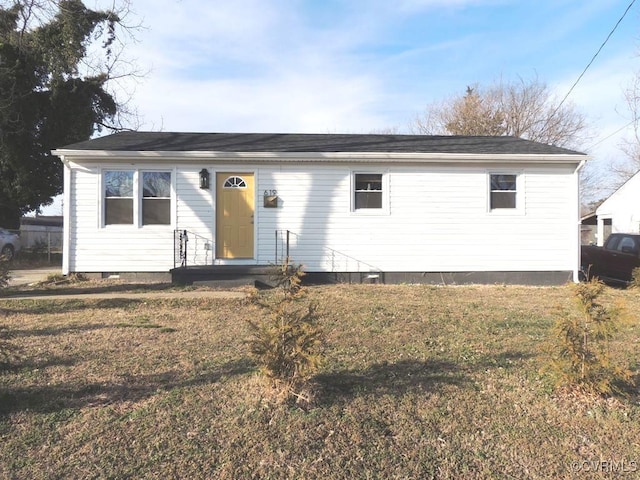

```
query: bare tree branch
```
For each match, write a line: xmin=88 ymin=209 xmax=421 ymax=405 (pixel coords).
xmin=409 ymin=77 xmax=589 ymax=149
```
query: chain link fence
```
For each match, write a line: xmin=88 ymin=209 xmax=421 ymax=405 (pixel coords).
xmin=3 ymin=226 xmax=63 ymax=263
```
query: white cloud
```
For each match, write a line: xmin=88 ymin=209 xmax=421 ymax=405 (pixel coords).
xmin=104 ymin=0 xmax=640 ymax=146
xmin=117 ymin=0 xmax=401 ymax=133
xmin=133 ymin=66 xmax=386 ymax=133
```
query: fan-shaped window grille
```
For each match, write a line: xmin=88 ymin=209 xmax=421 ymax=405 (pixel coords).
xmin=223 ymin=176 xmax=247 ymax=188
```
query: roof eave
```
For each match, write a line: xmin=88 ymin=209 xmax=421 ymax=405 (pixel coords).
xmin=52 ymin=149 xmax=588 ymax=164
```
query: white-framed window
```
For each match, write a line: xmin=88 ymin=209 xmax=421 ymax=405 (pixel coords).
xmin=488 ymin=172 xmax=522 ymax=213
xmin=142 ymin=171 xmax=172 ymax=225
xmin=102 ymin=169 xmax=173 ymax=227
xmin=104 ymin=170 xmax=134 ymax=225
xmin=352 ymin=172 xmax=388 ymax=213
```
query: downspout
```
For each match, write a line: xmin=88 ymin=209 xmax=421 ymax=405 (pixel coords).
xmin=61 ymin=157 xmax=72 ymax=275
xmin=596 ymin=217 xmax=605 ymax=246
xmin=574 ymin=158 xmax=587 ymax=283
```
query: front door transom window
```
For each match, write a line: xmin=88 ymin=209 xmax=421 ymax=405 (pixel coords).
xmin=223 ymin=176 xmax=247 ymax=188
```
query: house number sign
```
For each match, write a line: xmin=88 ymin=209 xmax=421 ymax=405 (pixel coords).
xmin=263 ymin=190 xmax=278 ymax=208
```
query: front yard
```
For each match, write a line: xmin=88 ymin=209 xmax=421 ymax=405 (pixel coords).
xmin=1 ymin=283 xmax=639 ymax=479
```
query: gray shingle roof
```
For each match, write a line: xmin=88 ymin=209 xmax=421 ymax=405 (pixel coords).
xmin=59 ymin=132 xmax=586 ymax=156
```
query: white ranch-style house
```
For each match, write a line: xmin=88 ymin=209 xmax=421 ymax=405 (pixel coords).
xmin=53 ymin=132 xmax=587 ymax=284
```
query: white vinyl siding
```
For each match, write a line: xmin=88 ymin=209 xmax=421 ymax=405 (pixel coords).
xmin=175 ymin=169 xmax=215 ymax=266
xmin=254 ymin=163 xmax=577 ymax=273
xmin=596 ymin=172 xmax=640 ymax=245
xmin=64 ymin=158 xmax=579 ymax=276
xmin=67 ymin=164 xmax=176 ymax=272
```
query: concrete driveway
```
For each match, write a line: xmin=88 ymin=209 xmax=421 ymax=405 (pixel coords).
xmin=2 ymin=268 xmax=247 ymax=300
xmin=7 ymin=267 xmax=62 ymax=287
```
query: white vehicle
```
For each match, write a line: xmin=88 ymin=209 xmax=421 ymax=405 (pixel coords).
xmin=0 ymin=228 xmax=21 ymax=260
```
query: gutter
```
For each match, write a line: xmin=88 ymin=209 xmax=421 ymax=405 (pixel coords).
xmin=573 ymin=158 xmax=588 ymax=282
xmin=60 ymin=156 xmax=71 ymax=275
xmin=51 ymin=149 xmax=588 ymax=165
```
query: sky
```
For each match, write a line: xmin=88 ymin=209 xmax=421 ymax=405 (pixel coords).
xmin=44 ymin=0 xmax=640 ymax=213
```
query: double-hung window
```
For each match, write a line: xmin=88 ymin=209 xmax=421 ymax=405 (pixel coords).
xmin=142 ymin=172 xmax=171 ymax=225
xmin=489 ymin=173 xmax=518 ymax=211
xmin=104 ymin=171 xmax=134 ymax=225
xmin=354 ymin=173 xmax=383 ymax=210
xmin=103 ymin=170 xmax=172 ymax=226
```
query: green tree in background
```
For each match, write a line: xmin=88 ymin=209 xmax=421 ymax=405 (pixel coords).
xmin=440 ymin=86 xmax=505 ymax=137
xmin=0 ymin=0 xmax=136 ymax=227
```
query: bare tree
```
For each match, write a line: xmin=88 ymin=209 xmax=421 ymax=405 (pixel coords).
xmin=499 ymin=79 xmax=588 ymax=147
xmin=411 ymin=77 xmax=589 ymax=149
xmin=411 ymin=77 xmax=598 ymax=209
xmin=579 ymin=160 xmax=610 ymax=214
xmin=609 ymin=72 xmax=640 ymax=182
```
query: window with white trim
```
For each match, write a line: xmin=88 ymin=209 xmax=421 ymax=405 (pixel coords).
xmin=104 ymin=171 xmax=134 ymax=225
xmin=102 ymin=170 xmax=173 ymax=227
xmin=354 ymin=173 xmax=383 ymax=210
xmin=142 ymin=172 xmax=171 ymax=225
xmin=489 ymin=173 xmax=518 ymax=210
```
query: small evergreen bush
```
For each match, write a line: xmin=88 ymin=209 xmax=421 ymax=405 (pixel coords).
xmin=0 ymin=326 xmax=19 ymax=370
xmin=247 ymin=302 xmax=324 ymax=399
xmin=0 ymin=255 xmax=10 ymax=289
xmin=1 ymin=256 xmax=15 ymax=368
xmin=270 ymin=257 xmax=305 ymax=300
xmin=630 ymin=267 xmax=640 ymax=289
xmin=31 ymin=239 xmax=48 ymax=255
xmin=248 ymin=260 xmax=325 ymax=404
xmin=545 ymin=278 xmax=634 ymax=396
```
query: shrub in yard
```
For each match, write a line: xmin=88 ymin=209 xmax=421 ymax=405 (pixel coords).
xmin=247 ymin=301 xmax=324 ymax=403
xmin=1 ymin=257 xmax=16 ymax=368
xmin=270 ymin=257 xmax=305 ymax=300
xmin=248 ymin=261 xmax=325 ymax=404
xmin=0 ymin=255 xmax=9 ymax=289
xmin=630 ymin=267 xmax=640 ymax=289
xmin=0 ymin=326 xmax=19 ymax=370
xmin=31 ymin=239 xmax=48 ymax=255
xmin=545 ymin=278 xmax=634 ymax=396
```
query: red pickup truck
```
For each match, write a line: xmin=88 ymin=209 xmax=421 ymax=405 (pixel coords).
xmin=581 ymin=233 xmax=640 ymax=285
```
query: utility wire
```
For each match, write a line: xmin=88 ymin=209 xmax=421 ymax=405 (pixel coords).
xmin=549 ymin=0 xmax=636 ymax=120
xmin=586 ymin=118 xmax=636 ymax=150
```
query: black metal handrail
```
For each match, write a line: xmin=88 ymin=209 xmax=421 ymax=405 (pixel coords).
xmin=274 ymin=229 xmax=381 ymax=273
xmin=174 ymin=229 xmax=216 ymax=268
xmin=275 ymin=229 xmax=290 ymax=264
xmin=174 ymin=229 xmax=189 ymax=268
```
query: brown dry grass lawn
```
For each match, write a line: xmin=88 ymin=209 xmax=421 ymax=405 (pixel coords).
xmin=1 ymin=283 xmax=639 ymax=479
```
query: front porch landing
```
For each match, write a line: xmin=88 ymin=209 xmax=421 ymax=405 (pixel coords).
xmin=170 ymin=265 xmax=277 ymax=287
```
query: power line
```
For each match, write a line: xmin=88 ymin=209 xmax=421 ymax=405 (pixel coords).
xmin=550 ymin=0 xmax=637 ymax=120
xmin=586 ymin=118 xmax=636 ymax=151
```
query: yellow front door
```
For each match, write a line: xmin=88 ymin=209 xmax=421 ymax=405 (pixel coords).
xmin=216 ymin=173 xmax=255 ymax=259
